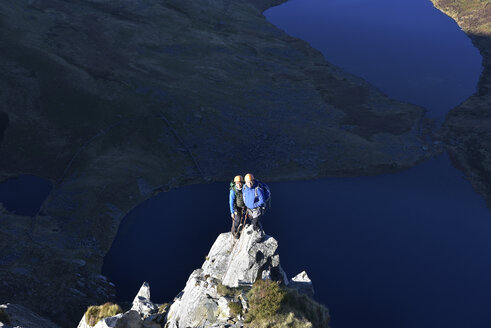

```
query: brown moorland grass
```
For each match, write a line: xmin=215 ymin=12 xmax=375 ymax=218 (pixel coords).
xmin=84 ymin=302 xmax=123 ymax=326
xmin=244 ymin=279 xmax=330 ymax=328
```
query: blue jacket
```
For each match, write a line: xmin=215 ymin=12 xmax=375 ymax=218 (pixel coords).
xmin=243 ymin=181 xmax=265 ymax=209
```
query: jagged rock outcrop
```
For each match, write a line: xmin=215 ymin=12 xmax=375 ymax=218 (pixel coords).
xmin=77 ymin=282 xmax=164 ymax=328
xmin=0 ymin=303 xmax=61 ymax=328
xmin=202 ymin=226 xmax=288 ymax=287
xmin=131 ymin=282 xmax=158 ymax=318
xmin=75 ymin=226 xmax=317 ymax=328
xmin=77 ymin=311 xmax=142 ymax=328
xmin=288 ymin=271 xmax=315 ymax=298
xmin=166 ymin=225 xmax=287 ymax=328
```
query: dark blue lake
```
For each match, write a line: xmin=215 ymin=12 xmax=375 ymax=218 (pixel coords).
xmin=264 ymin=0 xmax=482 ymax=119
xmin=104 ymin=154 xmax=491 ymax=328
xmin=103 ymin=0 xmax=490 ymax=327
xmin=0 ymin=175 xmax=52 ymax=216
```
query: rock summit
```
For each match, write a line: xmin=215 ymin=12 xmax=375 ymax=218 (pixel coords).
xmin=75 ymin=225 xmax=323 ymax=328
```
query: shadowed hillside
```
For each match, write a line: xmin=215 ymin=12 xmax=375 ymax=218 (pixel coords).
xmin=431 ymin=0 xmax=491 ymax=207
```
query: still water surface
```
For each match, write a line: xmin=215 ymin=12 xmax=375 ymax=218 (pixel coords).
xmin=0 ymin=175 xmax=52 ymax=216
xmin=104 ymin=155 xmax=491 ymax=328
xmin=264 ymin=0 xmax=482 ymax=119
xmin=103 ymin=0 xmax=489 ymax=327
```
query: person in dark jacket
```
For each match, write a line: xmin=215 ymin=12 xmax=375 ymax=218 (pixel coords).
xmin=229 ymin=175 xmax=246 ymax=238
xmin=242 ymin=173 xmax=265 ymax=232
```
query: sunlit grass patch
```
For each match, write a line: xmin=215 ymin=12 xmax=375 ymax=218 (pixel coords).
xmin=244 ymin=279 xmax=330 ymax=328
xmin=84 ymin=302 xmax=123 ymax=326
xmin=245 ymin=279 xmax=286 ymax=321
xmin=216 ymin=282 xmax=243 ymax=297
xmin=228 ymin=300 xmax=243 ymax=317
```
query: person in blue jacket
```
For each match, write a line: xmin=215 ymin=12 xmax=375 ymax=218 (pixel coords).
xmin=229 ymin=175 xmax=246 ymax=238
xmin=242 ymin=173 xmax=265 ymax=232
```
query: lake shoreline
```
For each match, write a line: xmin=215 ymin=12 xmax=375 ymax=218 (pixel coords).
xmin=431 ymin=0 xmax=491 ymax=207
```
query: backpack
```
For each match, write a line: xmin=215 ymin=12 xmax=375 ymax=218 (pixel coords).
xmin=255 ymin=180 xmax=271 ymax=210
xmin=230 ymin=181 xmax=245 ymax=209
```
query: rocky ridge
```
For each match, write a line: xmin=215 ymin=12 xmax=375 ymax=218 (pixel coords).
xmin=73 ymin=225 xmax=325 ymax=328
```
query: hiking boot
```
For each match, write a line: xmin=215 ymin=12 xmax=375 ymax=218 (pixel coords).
xmin=254 ymin=230 xmax=265 ymax=242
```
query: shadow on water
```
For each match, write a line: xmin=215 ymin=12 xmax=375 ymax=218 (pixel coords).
xmin=0 ymin=175 xmax=52 ymax=216
xmin=103 ymin=181 xmax=227 ymax=301
xmin=103 ymin=154 xmax=491 ymax=328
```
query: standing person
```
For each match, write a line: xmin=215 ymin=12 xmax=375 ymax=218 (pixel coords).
xmin=229 ymin=175 xmax=246 ymax=238
xmin=242 ymin=173 xmax=270 ymax=232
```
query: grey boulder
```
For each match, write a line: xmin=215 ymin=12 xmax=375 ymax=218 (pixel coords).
xmin=77 ymin=310 xmax=142 ymax=328
xmin=202 ymin=225 xmax=288 ymax=287
xmin=288 ymin=271 xmax=315 ymax=297
xmin=0 ymin=304 xmax=61 ymax=328
xmin=131 ymin=282 xmax=159 ymax=318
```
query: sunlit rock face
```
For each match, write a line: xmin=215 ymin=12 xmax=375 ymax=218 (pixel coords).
xmin=73 ymin=225 xmax=313 ymax=328
xmin=289 ymin=271 xmax=315 ymax=298
xmin=77 ymin=311 xmax=142 ymax=328
xmin=167 ymin=225 xmax=288 ymax=328
xmin=131 ymin=282 xmax=158 ymax=318
xmin=202 ymin=225 xmax=287 ymax=287
xmin=76 ymin=283 xmax=161 ymax=328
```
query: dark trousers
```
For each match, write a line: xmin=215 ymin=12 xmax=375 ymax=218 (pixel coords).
xmin=231 ymin=207 xmax=245 ymax=235
xmin=247 ymin=207 xmax=263 ymax=230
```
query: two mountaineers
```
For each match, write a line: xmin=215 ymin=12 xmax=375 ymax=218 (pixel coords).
xmin=229 ymin=175 xmax=246 ymax=238
xmin=242 ymin=173 xmax=270 ymax=232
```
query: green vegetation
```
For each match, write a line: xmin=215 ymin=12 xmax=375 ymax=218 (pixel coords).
xmin=283 ymin=289 xmax=330 ymax=328
xmin=244 ymin=280 xmax=330 ymax=328
xmin=228 ymin=301 xmax=243 ymax=317
xmin=245 ymin=280 xmax=286 ymax=321
xmin=84 ymin=303 xmax=123 ymax=326
xmin=216 ymin=282 xmax=243 ymax=297
xmin=0 ymin=308 xmax=11 ymax=325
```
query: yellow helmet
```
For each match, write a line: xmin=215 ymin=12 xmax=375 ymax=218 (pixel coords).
xmin=244 ymin=173 xmax=254 ymax=182
xmin=234 ymin=175 xmax=244 ymax=183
